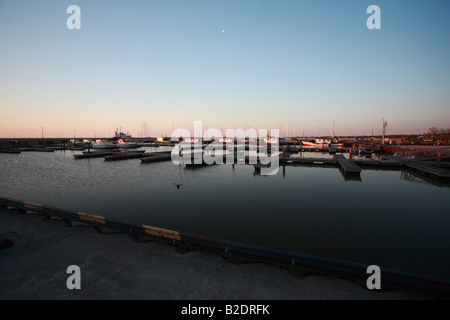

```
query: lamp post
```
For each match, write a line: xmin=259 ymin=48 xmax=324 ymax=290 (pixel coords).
xmin=41 ymin=127 xmax=45 ymax=147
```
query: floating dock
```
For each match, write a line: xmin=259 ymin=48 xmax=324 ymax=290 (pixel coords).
xmin=74 ymin=151 xmax=121 ymax=159
xmin=103 ymin=151 xmax=147 ymax=161
xmin=140 ymin=153 xmax=172 ymax=163
xmin=406 ymin=162 xmax=450 ymax=179
xmin=334 ymin=154 xmax=362 ymax=175
xmin=280 ymin=154 xmax=450 ymax=184
xmin=0 ymin=150 xmax=21 ymax=154
xmin=17 ymin=147 xmax=55 ymax=152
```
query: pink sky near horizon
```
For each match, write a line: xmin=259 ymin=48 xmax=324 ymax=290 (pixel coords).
xmin=1 ymin=115 xmax=448 ymax=139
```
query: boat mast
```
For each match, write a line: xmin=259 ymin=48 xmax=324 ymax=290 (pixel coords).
xmin=382 ymin=118 xmax=388 ymax=144
xmin=331 ymin=121 xmax=335 ymax=140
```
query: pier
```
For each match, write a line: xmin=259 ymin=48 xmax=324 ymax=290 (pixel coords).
xmin=140 ymin=153 xmax=172 ymax=163
xmin=406 ymin=162 xmax=450 ymax=180
xmin=0 ymin=206 xmax=433 ymax=300
xmin=74 ymin=151 xmax=122 ymax=159
xmin=334 ymin=154 xmax=362 ymax=175
xmin=0 ymin=196 xmax=448 ymax=298
xmin=103 ymin=150 xmax=147 ymax=161
xmin=278 ymin=154 xmax=450 ymax=185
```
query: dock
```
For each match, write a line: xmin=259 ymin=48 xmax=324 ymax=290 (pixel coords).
xmin=17 ymin=147 xmax=55 ymax=152
xmin=66 ymin=145 xmax=450 ymax=184
xmin=334 ymin=154 xmax=362 ymax=175
xmin=406 ymin=162 xmax=450 ymax=179
xmin=280 ymin=154 xmax=450 ymax=184
xmin=103 ymin=151 xmax=147 ymax=161
xmin=0 ymin=150 xmax=21 ymax=154
xmin=140 ymin=153 xmax=172 ymax=163
xmin=282 ymin=158 xmax=336 ymax=165
xmin=74 ymin=151 xmax=122 ymax=159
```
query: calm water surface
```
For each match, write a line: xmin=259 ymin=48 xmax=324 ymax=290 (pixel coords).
xmin=1 ymin=148 xmax=449 ymax=278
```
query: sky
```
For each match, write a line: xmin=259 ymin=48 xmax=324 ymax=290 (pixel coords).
xmin=0 ymin=0 xmax=450 ymax=138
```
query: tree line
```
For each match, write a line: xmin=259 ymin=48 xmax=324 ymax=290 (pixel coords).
xmin=428 ymin=127 xmax=450 ymax=136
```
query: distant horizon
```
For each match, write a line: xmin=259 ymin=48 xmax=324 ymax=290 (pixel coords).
xmin=0 ymin=130 xmax=442 ymax=140
xmin=0 ymin=124 xmax=444 ymax=139
xmin=0 ymin=120 xmax=446 ymax=139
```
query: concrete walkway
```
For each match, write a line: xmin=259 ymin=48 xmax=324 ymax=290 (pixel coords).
xmin=0 ymin=208 xmax=431 ymax=300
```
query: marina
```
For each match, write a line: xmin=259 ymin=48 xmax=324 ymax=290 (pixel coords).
xmin=53 ymin=140 xmax=450 ymax=184
xmin=1 ymin=0 xmax=450 ymax=302
xmin=1 ymin=141 xmax=449 ymax=293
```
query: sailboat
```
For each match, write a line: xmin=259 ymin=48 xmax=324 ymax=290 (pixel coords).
xmin=329 ymin=121 xmax=344 ymax=149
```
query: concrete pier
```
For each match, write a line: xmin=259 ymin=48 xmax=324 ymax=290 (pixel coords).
xmin=0 ymin=208 xmax=433 ymax=300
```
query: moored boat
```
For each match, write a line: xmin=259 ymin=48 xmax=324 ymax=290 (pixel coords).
xmin=115 ymin=139 xmax=140 ymax=148
xmin=92 ymin=140 xmax=117 ymax=149
xmin=302 ymin=140 xmax=329 ymax=148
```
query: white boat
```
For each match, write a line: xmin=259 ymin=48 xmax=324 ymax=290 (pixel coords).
xmin=115 ymin=139 xmax=140 ymax=148
xmin=264 ymin=137 xmax=279 ymax=144
xmin=92 ymin=140 xmax=117 ymax=149
xmin=303 ymin=139 xmax=343 ymax=149
xmin=315 ymin=139 xmax=332 ymax=144
xmin=70 ymin=139 xmax=86 ymax=146
xmin=302 ymin=140 xmax=329 ymax=148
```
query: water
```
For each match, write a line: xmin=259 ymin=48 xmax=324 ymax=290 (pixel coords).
xmin=1 ymin=149 xmax=449 ymax=278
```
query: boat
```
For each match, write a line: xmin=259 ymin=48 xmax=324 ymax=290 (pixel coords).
xmin=70 ymin=139 xmax=88 ymax=147
xmin=115 ymin=139 xmax=140 ymax=148
xmin=302 ymin=139 xmax=343 ymax=149
xmin=315 ymin=138 xmax=332 ymax=144
xmin=92 ymin=140 xmax=117 ymax=149
xmin=302 ymin=140 xmax=329 ymax=148
xmin=264 ymin=137 xmax=279 ymax=144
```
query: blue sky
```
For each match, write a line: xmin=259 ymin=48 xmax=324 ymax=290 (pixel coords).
xmin=0 ymin=0 xmax=449 ymax=137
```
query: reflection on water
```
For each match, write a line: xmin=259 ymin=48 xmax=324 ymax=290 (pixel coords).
xmin=0 ymin=148 xmax=449 ymax=278
xmin=174 ymin=162 xmax=185 ymax=189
